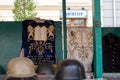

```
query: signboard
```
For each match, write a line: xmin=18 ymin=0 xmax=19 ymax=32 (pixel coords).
xmin=60 ymin=10 xmax=88 ymax=18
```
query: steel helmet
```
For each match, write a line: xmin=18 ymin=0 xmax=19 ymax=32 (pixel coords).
xmin=55 ymin=59 xmax=86 ymax=80
xmin=6 ymin=57 xmax=36 ymax=78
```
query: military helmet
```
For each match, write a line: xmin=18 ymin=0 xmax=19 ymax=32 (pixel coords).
xmin=6 ymin=57 xmax=36 ymax=78
xmin=55 ymin=59 xmax=86 ymax=80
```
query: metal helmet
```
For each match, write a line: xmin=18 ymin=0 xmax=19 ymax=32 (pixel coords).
xmin=55 ymin=59 xmax=86 ymax=80
xmin=6 ymin=57 xmax=36 ymax=78
xmin=36 ymin=63 xmax=56 ymax=75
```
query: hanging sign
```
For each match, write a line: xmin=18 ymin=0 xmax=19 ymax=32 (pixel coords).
xmin=60 ymin=10 xmax=88 ymax=18
xmin=22 ymin=19 xmax=56 ymax=65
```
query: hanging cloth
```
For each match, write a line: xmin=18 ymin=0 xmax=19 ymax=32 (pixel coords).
xmin=102 ymin=32 xmax=120 ymax=72
xmin=22 ymin=19 xmax=56 ymax=65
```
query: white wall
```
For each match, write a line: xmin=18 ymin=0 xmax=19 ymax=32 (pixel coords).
xmin=0 ymin=10 xmax=14 ymax=21
xmin=103 ymin=0 xmax=113 ymax=27
xmin=87 ymin=10 xmax=93 ymax=27
xmin=103 ymin=0 xmax=120 ymax=27
xmin=116 ymin=1 xmax=120 ymax=27
xmin=0 ymin=0 xmax=14 ymax=5
xmin=36 ymin=10 xmax=60 ymax=21
xmin=0 ymin=0 xmax=96 ymax=27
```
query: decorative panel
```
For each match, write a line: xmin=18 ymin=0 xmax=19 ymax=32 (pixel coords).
xmin=67 ymin=27 xmax=93 ymax=72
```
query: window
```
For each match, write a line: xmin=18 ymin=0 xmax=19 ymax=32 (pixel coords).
xmin=67 ymin=19 xmax=71 ymax=26
xmin=74 ymin=19 xmax=85 ymax=26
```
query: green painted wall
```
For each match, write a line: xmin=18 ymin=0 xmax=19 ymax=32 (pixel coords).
xmin=0 ymin=21 xmax=63 ymax=74
xmin=102 ymin=27 xmax=120 ymax=37
xmin=0 ymin=22 xmax=22 ymax=74
xmin=1 ymin=22 xmax=119 ymax=75
xmin=54 ymin=21 xmax=63 ymax=64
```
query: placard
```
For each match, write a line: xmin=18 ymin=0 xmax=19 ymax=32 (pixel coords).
xmin=22 ymin=19 xmax=56 ymax=65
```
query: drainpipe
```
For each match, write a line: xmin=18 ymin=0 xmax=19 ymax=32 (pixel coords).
xmin=113 ymin=0 xmax=116 ymax=27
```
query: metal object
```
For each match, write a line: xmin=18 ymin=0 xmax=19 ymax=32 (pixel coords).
xmin=93 ymin=20 xmax=101 ymax=27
